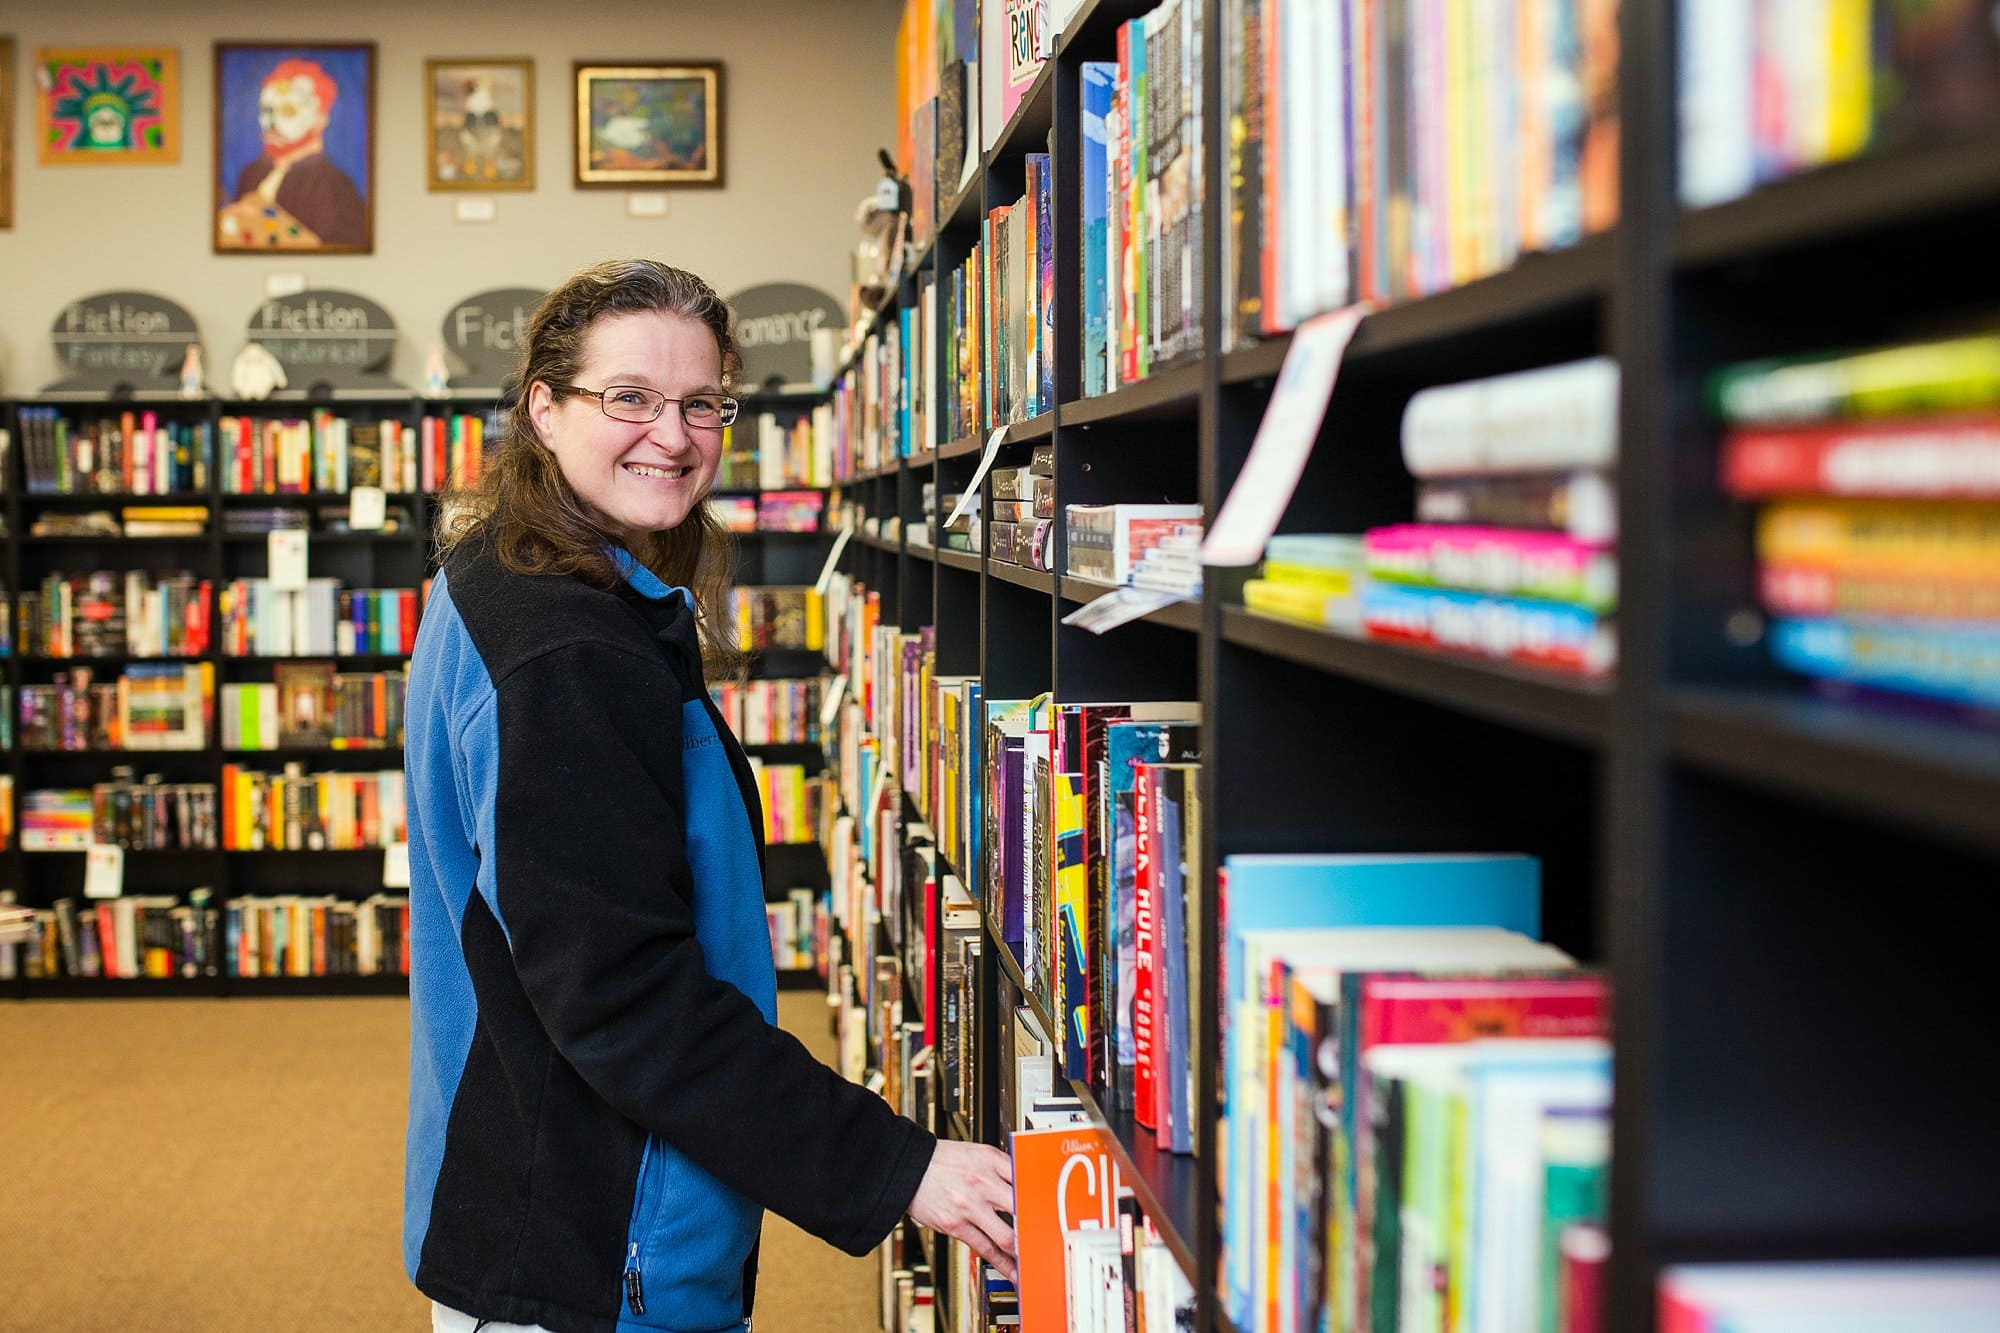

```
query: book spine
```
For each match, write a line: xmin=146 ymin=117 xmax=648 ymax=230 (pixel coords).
xmin=1758 ymin=563 xmax=2000 ymax=621
xmin=1768 ymin=616 xmax=2000 ymax=708
xmin=1362 ymin=582 xmax=1615 ymax=676
xmin=1364 ymin=523 xmax=1617 ymax=609
xmin=1757 ymin=498 xmax=2000 ymax=576
xmin=1720 ymin=415 xmax=2000 ymax=499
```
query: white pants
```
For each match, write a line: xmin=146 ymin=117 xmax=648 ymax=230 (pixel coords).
xmin=432 ymin=1302 xmax=554 ymax=1333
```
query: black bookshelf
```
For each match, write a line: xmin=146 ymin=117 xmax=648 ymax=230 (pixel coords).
xmin=820 ymin=1 xmax=2000 ymax=1329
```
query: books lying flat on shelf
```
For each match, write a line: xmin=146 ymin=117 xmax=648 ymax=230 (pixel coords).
xmin=1711 ymin=330 xmax=2000 ymax=711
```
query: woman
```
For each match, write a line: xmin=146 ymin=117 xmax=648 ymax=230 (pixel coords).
xmin=403 ymin=259 xmax=1014 ymax=1333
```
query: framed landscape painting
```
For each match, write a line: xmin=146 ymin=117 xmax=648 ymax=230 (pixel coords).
xmin=35 ymin=46 xmax=180 ymax=164
xmin=574 ymin=61 xmax=723 ymax=188
xmin=425 ymin=57 xmax=533 ymax=191
xmin=214 ymin=42 xmax=375 ymax=253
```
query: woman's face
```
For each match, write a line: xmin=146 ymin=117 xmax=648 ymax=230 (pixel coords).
xmin=528 ymin=310 xmax=726 ymax=545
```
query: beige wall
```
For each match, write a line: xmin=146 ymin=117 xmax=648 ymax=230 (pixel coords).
xmin=0 ymin=0 xmax=897 ymax=392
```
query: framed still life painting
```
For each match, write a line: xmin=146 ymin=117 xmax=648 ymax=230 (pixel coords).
xmin=35 ymin=46 xmax=181 ymax=164
xmin=574 ymin=61 xmax=723 ymax=188
xmin=425 ymin=57 xmax=533 ymax=190
xmin=214 ymin=42 xmax=375 ymax=253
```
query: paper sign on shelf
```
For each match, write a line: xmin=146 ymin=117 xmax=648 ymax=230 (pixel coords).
xmin=942 ymin=425 xmax=1010 ymax=529
xmin=814 ymin=523 xmax=856 ymax=595
xmin=349 ymin=485 xmax=388 ymax=531
xmin=269 ymin=529 xmax=309 ymax=590
xmin=84 ymin=843 xmax=126 ymax=900
xmin=1202 ymin=305 xmax=1371 ymax=566
xmin=819 ymin=674 xmax=848 ymax=729
xmin=1060 ymin=586 xmax=1186 ymax=635
xmin=383 ymin=841 xmax=412 ymax=889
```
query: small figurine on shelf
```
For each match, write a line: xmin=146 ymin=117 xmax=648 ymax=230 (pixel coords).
xmin=422 ymin=342 xmax=452 ymax=399
xmin=178 ymin=344 xmax=206 ymax=399
xmin=230 ymin=342 xmax=288 ymax=400
xmin=850 ymin=148 xmax=910 ymax=323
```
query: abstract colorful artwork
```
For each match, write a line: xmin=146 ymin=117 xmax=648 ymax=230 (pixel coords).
xmin=426 ymin=58 xmax=534 ymax=191
xmin=214 ymin=42 xmax=374 ymax=254
xmin=574 ymin=62 xmax=724 ymax=188
xmin=36 ymin=47 xmax=181 ymax=165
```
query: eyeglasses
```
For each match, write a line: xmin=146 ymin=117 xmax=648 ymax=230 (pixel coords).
xmin=552 ymin=383 xmax=739 ymax=427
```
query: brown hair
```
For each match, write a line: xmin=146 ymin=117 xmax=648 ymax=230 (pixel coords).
xmin=437 ymin=259 xmax=742 ymax=673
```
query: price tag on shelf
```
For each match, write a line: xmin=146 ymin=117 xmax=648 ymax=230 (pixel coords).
xmin=269 ymin=529 xmax=309 ymax=590
xmin=819 ymin=674 xmax=848 ymax=730
xmin=942 ymin=425 xmax=1010 ymax=529
xmin=349 ymin=485 xmax=388 ymax=531
xmin=1060 ymin=585 xmax=1185 ymax=635
xmin=383 ymin=841 xmax=412 ymax=889
xmin=814 ymin=523 xmax=856 ymax=595
xmin=84 ymin=843 xmax=125 ymax=900
xmin=1202 ymin=304 xmax=1370 ymax=567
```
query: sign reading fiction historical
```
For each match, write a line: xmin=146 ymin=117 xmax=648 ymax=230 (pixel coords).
xmin=44 ymin=291 xmax=203 ymax=395
xmin=442 ymin=288 xmax=546 ymax=391
xmin=245 ymin=289 xmax=403 ymax=393
xmin=726 ymin=282 xmax=844 ymax=391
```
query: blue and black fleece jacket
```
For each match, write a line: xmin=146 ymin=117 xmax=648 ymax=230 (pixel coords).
xmin=403 ymin=536 xmax=935 ymax=1333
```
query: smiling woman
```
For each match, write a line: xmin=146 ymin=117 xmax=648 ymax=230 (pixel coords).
xmin=404 ymin=260 xmax=1017 ymax=1333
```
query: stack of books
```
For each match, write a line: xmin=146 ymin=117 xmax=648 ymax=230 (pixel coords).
xmin=1065 ymin=503 xmax=1205 ymax=587
xmin=1243 ymin=533 xmax=1366 ymax=633
xmin=1364 ymin=358 xmax=1621 ymax=678
xmin=1714 ymin=330 xmax=2000 ymax=711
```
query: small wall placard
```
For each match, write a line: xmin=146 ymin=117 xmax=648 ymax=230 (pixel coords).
xmin=244 ymin=289 xmax=403 ymax=395
xmin=44 ymin=291 xmax=202 ymax=397
xmin=727 ymin=282 xmax=844 ymax=392
xmin=441 ymin=287 xmax=546 ymax=392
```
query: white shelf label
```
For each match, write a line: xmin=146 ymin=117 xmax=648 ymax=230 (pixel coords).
xmin=942 ymin=426 xmax=1010 ymax=529
xmin=814 ymin=524 xmax=856 ymax=595
xmin=383 ymin=841 xmax=412 ymax=889
xmin=84 ymin=843 xmax=126 ymax=900
xmin=453 ymin=198 xmax=498 ymax=224
xmin=1203 ymin=305 xmax=1370 ymax=566
xmin=269 ymin=529 xmax=309 ymax=590
xmin=1060 ymin=586 xmax=1184 ymax=635
xmin=349 ymin=485 xmax=388 ymax=531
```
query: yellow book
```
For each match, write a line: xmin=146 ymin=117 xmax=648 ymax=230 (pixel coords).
xmin=1758 ymin=499 xmax=2000 ymax=577
xmin=1825 ymin=0 xmax=1873 ymax=163
xmin=1264 ymin=561 xmax=1359 ymax=595
xmin=1245 ymin=578 xmax=1343 ymax=625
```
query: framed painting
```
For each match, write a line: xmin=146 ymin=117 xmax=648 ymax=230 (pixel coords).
xmin=425 ymin=57 xmax=533 ymax=191
xmin=214 ymin=42 xmax=375 ymax=253
xmin=573 ymin=61 xmax=723 ymax=188
xmin=35 ymin=46 xmax=180 ymax=164
xmin=1 ymin=38 xmax=13 ymax=227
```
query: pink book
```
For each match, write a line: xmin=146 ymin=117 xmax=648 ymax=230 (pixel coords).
xmin=1365 ymin=523 xmax=1617 ymax=609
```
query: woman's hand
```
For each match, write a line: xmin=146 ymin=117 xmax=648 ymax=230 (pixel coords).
xmin=907 ymin=1139 xmax=1018 ymax=1283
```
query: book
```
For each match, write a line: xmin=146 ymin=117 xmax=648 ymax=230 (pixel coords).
xmin=1402 ymin=358 xmax=1621 ymax=478
xmin=1768 ymin=615 xmax=2000 ymax=708
xmin=1708 ymin=332 xmax=2000 ymax=426
xmin=1362 ymin=582 xmax=1617 ymax=677
xmin=1364 ymin=524 xmax=1617 ymax=611
xmin=1719 ymin=413 xmax=2000 ymax=499
xmin=1010 ymin=1122 xmax=1124 ymax=1333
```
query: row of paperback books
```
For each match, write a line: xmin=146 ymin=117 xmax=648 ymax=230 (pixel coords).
xmin=1678 ymin=0 xmax=2000 ymax=207
xmin=712 ymin=490 xmax=827 ymax=534
xmin=1220 ymin=853 xmax=1609 ymax=1333
xmin=16 ymin=571 xmax=212 ymax=658
xmin=765 ymin=886 xmax=829 ymax=973
xmin=747 ymin=760 xmax=831 ymax=846
xmin=727 ymin=586 xmax=825 ymax=653
xmin=1711 ymin=328 xmax=2000 ymax=712
xmin=718 ymin=410 xmax=838 ymax=490
xmin=709 ymin=676 xmax=824 ymax=746
xmin=19 ymin=663 xmax=211 ymax=751
xmin=831 ymin=312 xmax=908 ymax=478
xmin=7 ymin=891 xmax=220 ymax=979
xmin=228 ymin=892 xmax=410 ymax=978
xmin=216 ymin=580 xmax=420 ymax=658
xmin=983 ymin=153 xmax=1057 ymax=427
xmin=216 ymin=411 xmax=485 ymax=494
xmin=218 ymin=763 xmax=406 ymax=851
xmin=818 ymin=568 xmax=1200 ymax=1333
xmin=20 ymin=775 xmax=220 ymax=851
xmin=16 ymin=406 xmax=211 ymax=495
xmin=1081 ymin=0 xmax=1204 ymax=396
xmin=1226 ymin=0 xmax=1616 ymax=344
xmin=221 ymin=665 xmax=409 ymax=751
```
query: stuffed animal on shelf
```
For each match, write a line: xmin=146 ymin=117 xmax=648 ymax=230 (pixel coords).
xmin=231 ymin=342 xmax=288 ymax=400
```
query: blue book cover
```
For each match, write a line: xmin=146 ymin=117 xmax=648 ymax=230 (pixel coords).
xmin=1219 ymin=852 xmax=1541 ymax=1322
xmin=1770 ymin=616 xmax=2000 ymax=708
xmin=1081 ymin=62 xmax=1115 ymax=398
xmin=899 ymin=306 xmax=916 ymax=455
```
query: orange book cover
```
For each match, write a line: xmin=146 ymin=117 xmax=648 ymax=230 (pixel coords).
xmin=1010 ymin=1123 xmax=1126 ymax=1333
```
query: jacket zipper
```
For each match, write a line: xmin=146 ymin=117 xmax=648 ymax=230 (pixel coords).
xmin=624 ymin=1137 xmax=651 ymax=1316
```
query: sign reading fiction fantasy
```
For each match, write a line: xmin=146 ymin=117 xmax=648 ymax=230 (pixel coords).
xmin=246 ymin=289 xmax=403 ymax=393
xmin=442 ymin=288 xmax=546 ymax=390
xmin=727 ymin=283 xmax=843 ymax=391
xmin=45 ymin=292 xmax=202 ymax=394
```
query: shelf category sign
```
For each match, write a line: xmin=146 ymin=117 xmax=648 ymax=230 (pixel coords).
xmin=44 ymin=291 xmax=203 ymax=395
xmin=442 ymin=287 xmax=546 ymax=392
xmin=246 ymin=289 xmax=403 ymax=394
xmin=727 ymin=282 xmax=844 ymax=392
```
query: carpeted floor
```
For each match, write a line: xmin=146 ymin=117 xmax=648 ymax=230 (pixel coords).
xmin=0 ymin=990 xmax=878 ymax=1332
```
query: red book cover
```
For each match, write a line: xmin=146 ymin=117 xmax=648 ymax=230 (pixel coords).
xmin=399 ymin=591 xmax=418 ymax=656
xmin=1358 ymin=973 xmax=1610 ymax=1051
xmin=1129 ymin=760 xmax=1158 ymax=1129
xmin=1721 ymin=413 xmax=2000 ymax=499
